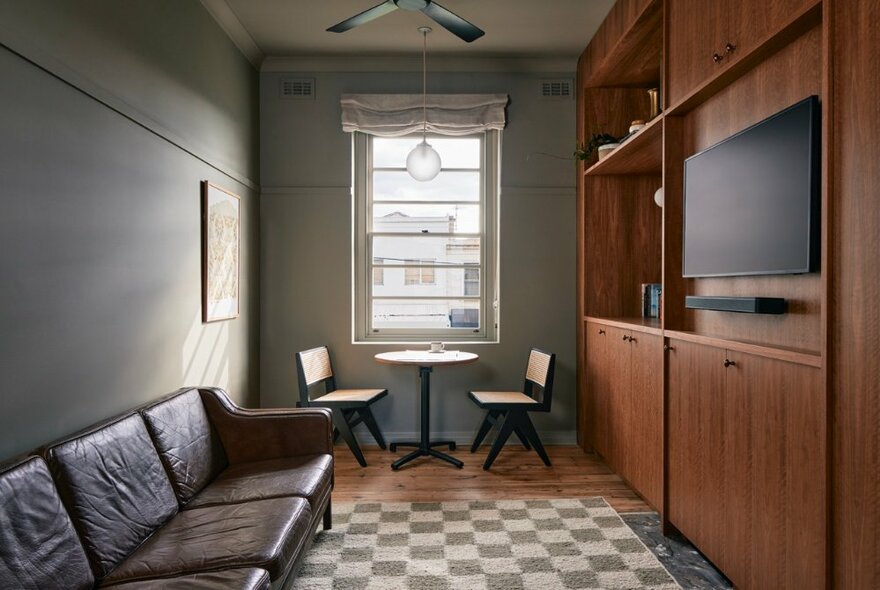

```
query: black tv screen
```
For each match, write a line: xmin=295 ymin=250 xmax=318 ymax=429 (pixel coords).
xmin=683 ymin=96 xmax=820 ymax=278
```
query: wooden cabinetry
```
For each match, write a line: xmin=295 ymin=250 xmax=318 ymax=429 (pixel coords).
xmin=665 ymin=0 xmax=819 ymax=106
xmin=576 ymin=0 xmax=841 ymax=586
xmin=585 ymin=320 xmax=662 ymax=509
xmin=667 ymin=339 xmax=826 ymax=589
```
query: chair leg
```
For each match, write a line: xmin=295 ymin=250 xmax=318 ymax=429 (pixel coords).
xmin=513 ymin=426 xmax=532 ymax=450
xmin=470 ymin=410 xmax=497 ymax=453
xmin=323 ymin=498 xmax=332 ymax=530
xmin=520 ymin=413 xmax=552 ymax=466
xmin=483 ymin=412 xmax=517 ymax=470
xmin=332 ymin=409 xmax=367 ymax=467
xmin=359 ymin=406 xmax=387 ymax=450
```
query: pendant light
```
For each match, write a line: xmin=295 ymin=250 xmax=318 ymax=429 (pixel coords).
xmin=406 ymin=26 xmax=442 ymax=182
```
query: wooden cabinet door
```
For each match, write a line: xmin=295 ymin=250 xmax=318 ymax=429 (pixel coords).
xmin=726 ymin=0 xmax=815 ymax=63
xmin=604 ymin=326 xmax=632 ymax=475
xmin=585 ymin=323 xmax=611 ymax=458
xmin=626 ymin=331 xmax=664 ymax=510
xmin=726 ymin=353 xmax=826 ymax=590
xmin=665 ymin=0 xmax=727 ymax=106
xmin=667 ymin=340 xmax=727 ymax=568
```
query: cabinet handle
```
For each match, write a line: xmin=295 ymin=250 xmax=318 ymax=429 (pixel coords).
xmin=629 ymin=336 xmax=637 ymax=343
xmin=712 ymin=52 xmax=723 ymax=63
xmin=724 ymin=359 xmax=736 ymax=368
xmin=622 ymin=334 xmax=630 ymax=342
xmin=598 ymin=329 xmax=606 ymax=335
xmin=664 ymin=344 xmax=674 ymax=352
xmin=725 ymin=42 xmax=737 ymax=54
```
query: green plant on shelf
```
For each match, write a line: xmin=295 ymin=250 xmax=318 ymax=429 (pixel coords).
xmin=575 ymin=132 xmax=622 ymax=161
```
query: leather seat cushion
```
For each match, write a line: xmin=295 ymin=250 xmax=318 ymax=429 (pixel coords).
xmin=102 ymin=568 xmax=270 ymax=589
xmin=141 ymin=388 xmax=228 ymax=504
xmin=471 ymin=391 xmax=538 ymax=405
xmin=101 ymin=497 xmax=311 ymax=585
xmin=44 ymin=413 xmax=179 ymax=579
xmin=0 ymin=456 xmax=94 ymax=590
xmin=184 ymin=454 xmax=332 ymax=513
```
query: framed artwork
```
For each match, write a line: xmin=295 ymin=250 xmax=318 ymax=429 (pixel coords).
xmin=202 ymin=181 xmax=240 ymax=322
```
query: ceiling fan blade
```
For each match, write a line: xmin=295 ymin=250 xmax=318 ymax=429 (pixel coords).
xmin=327 ymin=0 xmax=398 ymax=33
xmin=421 ymin=1 xmax=485 ymax=43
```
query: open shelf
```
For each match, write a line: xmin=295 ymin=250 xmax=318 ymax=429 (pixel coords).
xmin=665 ymin=0 xmax=822 ymax=116
xmin=584 ymin=115 xmax=663 ymax=176
xmin=583 ymin=0 xmax=662 ymax=88
xmin=584 ymin=316 xmax=663 ymax=336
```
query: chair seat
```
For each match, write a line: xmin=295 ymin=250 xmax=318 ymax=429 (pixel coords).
xmin=316 ymin=389 xmax=386 ymax=404
xmin=470 ymin=391 xmax=539 ymax=406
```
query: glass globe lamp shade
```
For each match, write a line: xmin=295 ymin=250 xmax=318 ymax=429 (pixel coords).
xmin=406 ymin=140 xmax=442 ymax=181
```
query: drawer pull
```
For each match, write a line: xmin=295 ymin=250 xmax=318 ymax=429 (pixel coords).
xmin=724 ymin=359 xmax=736 ymax=368
xmin=725 ymin=42 xmax=737 ymax=54
xmin=622 ymin=334 xmax=630 ymax=342
xmin=712 ymin=52 xmax=723 ymax=63
xmin=664 ymin=344 xmax=674 ymax=352
xmin=629 ymin=336 xmax=637 ymax=343
xmin=598 ymin=329 xmax=606 ymax=335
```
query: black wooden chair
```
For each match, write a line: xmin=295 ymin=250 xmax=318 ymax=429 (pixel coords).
xmin=295 ymin=345 xmax=387 ymax=467
xmin=468 ymin=348 xmax=556 ymax=470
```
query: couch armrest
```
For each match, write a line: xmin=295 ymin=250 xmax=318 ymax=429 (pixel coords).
xmin=198 ymin=388 xmax=333 ymax=465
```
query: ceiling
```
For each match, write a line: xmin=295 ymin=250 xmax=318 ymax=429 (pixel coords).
xmin=209 ymin=0 xmax=615 ymax=63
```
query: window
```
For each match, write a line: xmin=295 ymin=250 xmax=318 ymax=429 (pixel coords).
xmin=354 ymin=132 xmax=499 ymax=342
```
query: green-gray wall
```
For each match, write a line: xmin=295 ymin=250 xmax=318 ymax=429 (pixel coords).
xmin=260 ymin=67 xmax=577 ymax=443
xmin=0 ymin=0 xmax=260 ymax=461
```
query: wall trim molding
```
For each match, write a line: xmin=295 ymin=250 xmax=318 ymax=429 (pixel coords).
xmin=501 ymin=187 xmax=576 ymax=198
xmin=200 ymin=0 xmax=265 ymax=69
xmin=354 ymin=430 xmax=578 ymax=447
xmin=261 ymin=186 xmax=352 ymax=197
xmin=262 ymin=56 xmax=577 ymax=74
xmin=261 ymin=186 xmax=575 ymax=198
xmin=0 ymin=32 xmax=259 ymax=192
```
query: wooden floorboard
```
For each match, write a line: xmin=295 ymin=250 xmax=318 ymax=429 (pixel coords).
xmin=332 ymin=444 xmax=651 ymax=513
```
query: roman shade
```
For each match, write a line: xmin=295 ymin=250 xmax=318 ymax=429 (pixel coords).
xmin=340 ymin=94 xmax=508 ymax=137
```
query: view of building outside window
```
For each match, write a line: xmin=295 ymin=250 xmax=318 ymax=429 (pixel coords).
xmin=370 ymin=136 xmax=483 ymax=331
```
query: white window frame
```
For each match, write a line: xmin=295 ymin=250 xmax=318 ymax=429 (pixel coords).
xmin=353 ymin=130 xmax=500 ymax=343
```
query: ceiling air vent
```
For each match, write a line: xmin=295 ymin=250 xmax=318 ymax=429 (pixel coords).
xmin=279 ymin=77 xmax=315 ymax=100
xmin=541 ymin=79 xmax=573 ymax=99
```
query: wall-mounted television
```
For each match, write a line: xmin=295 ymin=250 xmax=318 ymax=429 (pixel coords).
xmin=682 ymin=95 xmax=820 ymax=278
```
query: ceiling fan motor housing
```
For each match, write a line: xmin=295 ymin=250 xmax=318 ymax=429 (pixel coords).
xmin=396 ymin=0 xmax=430 ymax=11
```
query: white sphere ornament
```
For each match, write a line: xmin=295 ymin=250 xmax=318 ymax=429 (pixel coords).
xmin=406 ymin=140 xmax=442 ymax=181
xmin=654 ymin=187 xmax=665 ymax=208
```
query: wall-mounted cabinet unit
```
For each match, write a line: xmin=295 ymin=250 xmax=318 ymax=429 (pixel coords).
xmin=571 ymin=0 xmax=868 ymax=586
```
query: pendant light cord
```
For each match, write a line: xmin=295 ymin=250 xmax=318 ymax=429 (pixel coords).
xmin=421 ymin=28 xmax=427 ymax=142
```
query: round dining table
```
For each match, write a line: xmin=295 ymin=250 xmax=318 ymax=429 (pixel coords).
xmin=374 ymin=349 xmax=479 ymax=470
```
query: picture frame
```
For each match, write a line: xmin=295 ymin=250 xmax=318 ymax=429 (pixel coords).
xmin=201 ymin=181 xmax=240 ymax=323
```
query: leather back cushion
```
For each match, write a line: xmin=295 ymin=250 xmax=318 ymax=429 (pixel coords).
xmin=45 ymin=413 xmax=178 ymax=579
xmin=0 ymin=456 xmax=94 ymax=590
xmin=141 ymin=388 xmax=228 ymax=504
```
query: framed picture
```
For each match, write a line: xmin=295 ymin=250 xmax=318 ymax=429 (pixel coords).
xmin=202 ymin=181 xmax=240 ymax=322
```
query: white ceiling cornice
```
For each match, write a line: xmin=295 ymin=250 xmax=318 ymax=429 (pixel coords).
xmin=200 ymin=0 xmax=264 ymax=69
xmin=261 ymin=55 xmax=576 ymax=74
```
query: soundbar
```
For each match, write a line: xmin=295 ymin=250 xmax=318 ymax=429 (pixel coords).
xmin=685 ymin=296 xmax=787 ymax=314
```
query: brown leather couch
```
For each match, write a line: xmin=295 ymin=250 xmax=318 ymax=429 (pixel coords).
xmin=0 ymin=387 xmax=333 ymax=589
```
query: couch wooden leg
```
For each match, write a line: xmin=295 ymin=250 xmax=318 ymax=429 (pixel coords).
xmin=323 ymin=499 xmax=332 ymax=530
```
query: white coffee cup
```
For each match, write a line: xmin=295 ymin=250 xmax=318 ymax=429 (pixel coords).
xmin=430 ymin=341 xmax=445 ymax=353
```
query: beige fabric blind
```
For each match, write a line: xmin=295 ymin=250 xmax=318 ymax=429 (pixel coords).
xmin=340 ymin=94 xmax=508 ymax=137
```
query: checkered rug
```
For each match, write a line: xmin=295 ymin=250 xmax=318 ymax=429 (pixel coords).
xmin=293 ymin=498 xmax=681 ymax=590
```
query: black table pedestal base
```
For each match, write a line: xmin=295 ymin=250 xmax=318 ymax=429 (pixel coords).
xmin=390 ymin=365 xmax=463 ymax=470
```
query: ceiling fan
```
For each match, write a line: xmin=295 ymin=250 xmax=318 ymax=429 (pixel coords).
xmin=327 ymin=0 xmax=485 ymax=43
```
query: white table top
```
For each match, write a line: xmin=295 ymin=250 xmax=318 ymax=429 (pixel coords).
xmin=374 ymin=350 xmax=479 ymax=367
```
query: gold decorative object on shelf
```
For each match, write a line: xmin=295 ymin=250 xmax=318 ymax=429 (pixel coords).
xmin=647 ymin=88 xmax=660 ymax=119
